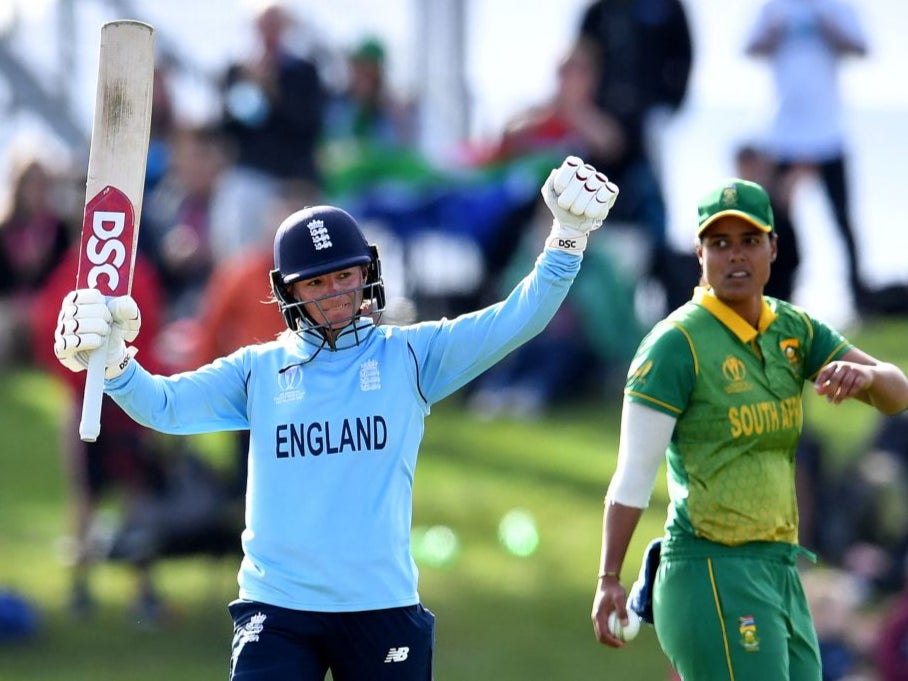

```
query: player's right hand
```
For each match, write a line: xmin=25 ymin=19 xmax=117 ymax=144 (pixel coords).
xmin=591 ymin=578 xmax=631 ymax=649
xmin=54 ymin=289 xmax=141 ymax=379
xmin=542 ymin=156 xmax=619 ymax=254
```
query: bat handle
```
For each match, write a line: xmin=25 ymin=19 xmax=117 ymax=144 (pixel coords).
xmin=79 ymin=337 xmax=109 ymax=442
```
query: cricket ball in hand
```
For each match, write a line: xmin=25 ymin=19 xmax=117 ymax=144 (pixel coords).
xmin=608 ymin=610 xmax=641 ymax=642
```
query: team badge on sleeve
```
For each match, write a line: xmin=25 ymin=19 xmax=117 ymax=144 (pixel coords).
xmin=780 ymin=338 xmax=802 ymax=373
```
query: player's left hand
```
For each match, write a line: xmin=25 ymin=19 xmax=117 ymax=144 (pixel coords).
xmin=542 ymin=155 xmax=619 ymax=253
xmin=814 ymin=361 xmax=873 ymax=404
xmin=54 ymin=289 xmax=141 ymax=379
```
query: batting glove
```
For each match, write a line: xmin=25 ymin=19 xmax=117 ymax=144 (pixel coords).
xmin=54 ymin=289 xmax=141 ymax=379
xmin=542 ymin=156 xmax=619 ymax=253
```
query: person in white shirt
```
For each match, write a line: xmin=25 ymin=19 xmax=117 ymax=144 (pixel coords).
xmin=745 ymin=0 xmax=870 ymax=311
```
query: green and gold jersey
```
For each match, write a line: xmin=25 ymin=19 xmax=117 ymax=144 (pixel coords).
xmin=625 ymin=287 xmax=851 ymax=545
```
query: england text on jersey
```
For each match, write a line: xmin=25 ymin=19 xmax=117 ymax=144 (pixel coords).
xmin=728 ymin=396 xmax=801 ymax=438
xmin=275 ymin=416 xmax=388 ymax=458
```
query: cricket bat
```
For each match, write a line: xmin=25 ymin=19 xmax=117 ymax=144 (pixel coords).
xmin=76 ymin=20 xmax=155 ymax=442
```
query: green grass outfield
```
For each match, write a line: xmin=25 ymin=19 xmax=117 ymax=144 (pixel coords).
xmin=1 ymin=317 xmax=905 ymax=680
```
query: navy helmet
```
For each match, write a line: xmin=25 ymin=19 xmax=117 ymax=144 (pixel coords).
xmin=270 ymin=205 xmax=385 ymax=339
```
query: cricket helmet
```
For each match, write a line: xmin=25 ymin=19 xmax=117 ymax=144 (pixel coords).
xmin=270 ymin=205 xmax=385 ymax=341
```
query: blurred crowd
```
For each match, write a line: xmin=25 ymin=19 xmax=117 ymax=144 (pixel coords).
xmin=0 ymin=1 xmax=907 ymax=676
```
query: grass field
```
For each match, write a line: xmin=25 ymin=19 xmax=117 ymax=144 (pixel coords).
xmin=1 ymin=316 xmax=905 ymax=679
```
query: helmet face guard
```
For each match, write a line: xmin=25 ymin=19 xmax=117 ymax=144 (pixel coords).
xmin=270 ymin=206 xmax=385 ymax=347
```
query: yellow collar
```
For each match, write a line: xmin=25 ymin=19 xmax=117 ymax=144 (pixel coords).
xmin=692 ymin=287 xmax=777 ymax=342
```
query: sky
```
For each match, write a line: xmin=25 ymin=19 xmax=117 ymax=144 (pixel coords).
xmin=2 ymin=0 xmax=906 ymax=323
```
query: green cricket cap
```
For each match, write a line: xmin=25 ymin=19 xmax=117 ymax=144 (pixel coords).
xmin=697 ymin=179 xmax=774 ymax=236
xmin=352 ymin=37 xmax=386 ymax=64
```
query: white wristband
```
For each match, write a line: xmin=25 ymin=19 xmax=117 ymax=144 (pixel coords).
xmin=545 ymin=221 xmax=588 ymax=253
xmin=105 ymin=346 xmax=137 ymax=379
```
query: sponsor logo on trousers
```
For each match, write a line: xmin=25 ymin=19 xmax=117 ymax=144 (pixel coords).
xmin=385 ymin=647 xmax=409 ymax=663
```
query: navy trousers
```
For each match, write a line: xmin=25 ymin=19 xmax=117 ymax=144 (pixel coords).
xmin=228 ymin=600 xmax=435 ymax=681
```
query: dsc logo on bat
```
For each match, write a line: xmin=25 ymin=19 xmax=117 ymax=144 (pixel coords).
xmin=76 ymin=186 xmax=137 ymax=296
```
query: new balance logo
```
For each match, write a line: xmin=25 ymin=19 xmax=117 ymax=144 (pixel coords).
xmin=384 ymin=646 xmax=410 ymax=663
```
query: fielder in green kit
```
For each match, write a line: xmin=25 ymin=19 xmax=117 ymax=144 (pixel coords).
xmin=590 ymin=178 xmax=908 ymax=680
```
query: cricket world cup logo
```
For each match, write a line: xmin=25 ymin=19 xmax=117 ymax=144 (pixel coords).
xmin=77 ymin=185 xmax=136 ymax=296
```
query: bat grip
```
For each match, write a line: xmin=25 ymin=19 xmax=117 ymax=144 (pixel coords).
xmin=79 ymin=337 xmax=109 ymax=442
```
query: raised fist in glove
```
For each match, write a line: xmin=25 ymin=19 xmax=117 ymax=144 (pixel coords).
xmin=54 ymin=289 xmax=141 ymax=379
xmin=542 ymin=155 xmax=619 ymax=253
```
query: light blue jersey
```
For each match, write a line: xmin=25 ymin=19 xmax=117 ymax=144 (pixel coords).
xmin=106 ymin=248 xmax=579 ymax=612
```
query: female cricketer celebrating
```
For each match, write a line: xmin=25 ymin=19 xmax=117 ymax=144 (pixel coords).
xmin=53 ymin=155 xmax=618 ymax=680
xmin=591 ymin=178 xmax=908 ymax=680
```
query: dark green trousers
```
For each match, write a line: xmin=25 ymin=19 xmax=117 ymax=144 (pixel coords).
xmin=654 ymin=536 xmax=820 ymax=681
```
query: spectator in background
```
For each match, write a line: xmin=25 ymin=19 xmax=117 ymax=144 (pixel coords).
xmin=800 ymin=567 xmax=872 ymax=681
xmin=745 ymin=0 xmax=871 ymax=312
xmin=140 ymin=123 xmax=231 ymax=322
xmin=734 ymin=143 xmax=801 ymax=302
xmin=578 ymin=0 xmax=693 ymax=155
xmin=578 ymin=0 xmax=694 ymax=311
xmin=29 ymin=243 xmax=169 ymax=624
xmin=317 ymin=33 xmax=424 ymax=205
xmin=876 ymin=557 xmax=908 ymax=681
xmin=823 ymin=412 xmax=908 ymax=597
xmin=469 ymin=41 xmax=645 ymax=416
xmin=0 ymin=152 xmax=73 ymax=365
xmin=496 ymin=38 xmax=625 ymax=167
xmin=213 ymin=0 xmax=326 ymax=261
xmin=482 ymin=39 xmax=629 ymax=304
xmin=320 ymin=36 xmax=415 ymax=167
xmin=145 ymin=56 xmax=179 ymax=193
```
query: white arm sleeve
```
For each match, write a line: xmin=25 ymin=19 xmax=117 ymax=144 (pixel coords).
xmin=605 ymin=399 xmax=677 ymax=508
